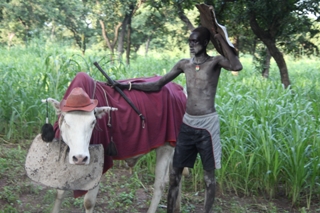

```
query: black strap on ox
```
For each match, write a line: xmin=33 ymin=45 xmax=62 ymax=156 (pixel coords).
xmin=94 ymin=62 xmax=146 ymax=125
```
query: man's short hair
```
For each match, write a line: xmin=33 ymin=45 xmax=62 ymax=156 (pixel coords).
xmin=192 ymin=27 xmax=211 ymax=43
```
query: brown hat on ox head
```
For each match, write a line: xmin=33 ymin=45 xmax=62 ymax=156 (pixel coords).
xmin=60 ymin=87 xmax=98 ymax=112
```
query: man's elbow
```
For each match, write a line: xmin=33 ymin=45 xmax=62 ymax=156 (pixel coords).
xmin=233 ymin=64 xmax=243 ymax=71
xmin=230 ymin=60 xmax=243 ymax=71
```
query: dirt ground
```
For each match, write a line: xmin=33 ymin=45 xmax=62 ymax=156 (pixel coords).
xmin=0 ymin=142 xmax=319 ymax=213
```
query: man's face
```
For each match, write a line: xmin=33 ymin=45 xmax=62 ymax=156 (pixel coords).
xmin=189 ymin=32 xmax=206 ymax=55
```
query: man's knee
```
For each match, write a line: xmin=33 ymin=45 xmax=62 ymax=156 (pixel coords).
xmin=169 ymin=167 xmax=184 ymax=187
xmin=204 ymin=169 xmax=216 ymax=187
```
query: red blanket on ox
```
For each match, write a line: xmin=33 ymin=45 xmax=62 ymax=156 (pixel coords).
xmin=53 ymin=72 xmax=186 ymax=197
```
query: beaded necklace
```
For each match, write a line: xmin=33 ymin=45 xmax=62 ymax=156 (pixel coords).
xmin=192 ymin=56 xmax=210 ymax=71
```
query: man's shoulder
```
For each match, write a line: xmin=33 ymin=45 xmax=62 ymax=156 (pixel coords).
xmin=174 ymin=58 xmax=192 ymax=69
xmin=207 ymin=55 xmax=224 ymax=65
xmin=210 ymin=55 xmax=224 ymax=60
xmin=178 ymin=58 xmax=191 ymax=64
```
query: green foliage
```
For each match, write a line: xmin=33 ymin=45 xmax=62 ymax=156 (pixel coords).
xmin=48 ymin=0 xmax=95 ymax=53
xmin=132 ymin=5 xmax=170 ymax=51
xmin=211 ymin=0 xmax=320 ymax=79
xmin=213 ymin=58 xmax=320 ymax=205
xmin=0 ymin=0 xmax=49 ymax=46
xmin=0 ymin=158 xmax=8 ymax=174
xmin=0 ymin=205 xmax=19 ymax=213
xmin=1 ymin=0 xmax=319 ymax=66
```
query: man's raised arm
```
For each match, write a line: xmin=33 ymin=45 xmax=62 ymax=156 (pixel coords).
xmin=215 ymin=34 xmax=242 ymax=71
xmin=115 ymin=62 xmax=184 ymax=92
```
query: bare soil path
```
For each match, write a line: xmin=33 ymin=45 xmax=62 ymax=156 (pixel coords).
xmin=0 ymin=141 xmax=319 ymax=213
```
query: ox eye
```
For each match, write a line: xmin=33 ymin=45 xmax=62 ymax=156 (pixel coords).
xmin=91 ymin=120 xmax=96 ymax=127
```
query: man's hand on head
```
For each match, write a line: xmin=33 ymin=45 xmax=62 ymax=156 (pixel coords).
xmin=214 ymin=34 xmax=223 ymax=40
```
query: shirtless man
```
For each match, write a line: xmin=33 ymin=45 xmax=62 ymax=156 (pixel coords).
xmin=116 ymin=26 xmax=242 ymax=212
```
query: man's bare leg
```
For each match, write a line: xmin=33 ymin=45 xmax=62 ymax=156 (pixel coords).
xmin=204 ymin=169 xmax=216 ymax=213
xmin=167 ymin=167 xmax=184 ymax=213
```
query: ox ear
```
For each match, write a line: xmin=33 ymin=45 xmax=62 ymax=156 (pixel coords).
xmin=42 ymin=98 xmax=61 ymax=115
xmin=94 ymin=106 xmax=118 ymax=119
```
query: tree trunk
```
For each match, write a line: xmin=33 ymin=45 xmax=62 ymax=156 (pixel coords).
xmin=81 ymin=33 xmax=86 ymax=55
xmin=50 ymin=24 xmax=55 ymax=41
xmin=145 ymin=36 xmax=151 ymax=57
xmin=265 ymin=41 xmax=290 ymax=87
xmin=249 ymin=15 xmax=290 ymax=88
xmin=118 ymin=4 xmax=135 ymax=62
xmin=126 ymin=17 xmax=132 ymax=65
xmin=8 ymin=33 xmax=15 ymax=50
xmin=262 ymin=48 xmax=271 ymax=78
xmin=117 ymin=15 xmax=130 ymax=61
xmin=252 ymin=38 xmax=257 ymax=56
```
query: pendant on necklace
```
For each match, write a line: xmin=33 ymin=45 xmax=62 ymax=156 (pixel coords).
xmin=195 ymin=65 xmax=200 ymax=71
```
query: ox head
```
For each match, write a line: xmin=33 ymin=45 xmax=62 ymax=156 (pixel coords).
xmin=44 ymin=87 xmax=117 ymax=165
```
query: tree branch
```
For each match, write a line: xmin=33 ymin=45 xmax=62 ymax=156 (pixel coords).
xmin=111 ymin=22 xmax=122 ymax=47
xmin=99 ymin=20 xmax=112 ymax=50
xmin=175 ymin=3 xmax=194 ymax=31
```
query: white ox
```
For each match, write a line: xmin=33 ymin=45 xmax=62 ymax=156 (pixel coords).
xmin=45 ymin=98 xmax=182 ymax=213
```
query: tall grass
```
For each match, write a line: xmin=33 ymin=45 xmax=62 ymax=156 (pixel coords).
xmin=0 ymin=43 xmax=319 ymax=208
xmin=214 ymin=59 xmax=320 ymax=206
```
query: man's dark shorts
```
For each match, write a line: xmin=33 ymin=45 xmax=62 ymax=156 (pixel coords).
xmin=173 ymin=112 xmax=221 ymax=170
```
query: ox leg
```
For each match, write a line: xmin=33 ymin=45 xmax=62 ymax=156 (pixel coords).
xmin=51 ymin=189 xmax=66 ymax=213
xmin=147 ymin=144 xmax=174 ymax=213
xmin=83 ymin=184 xmax=100 ymax=213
